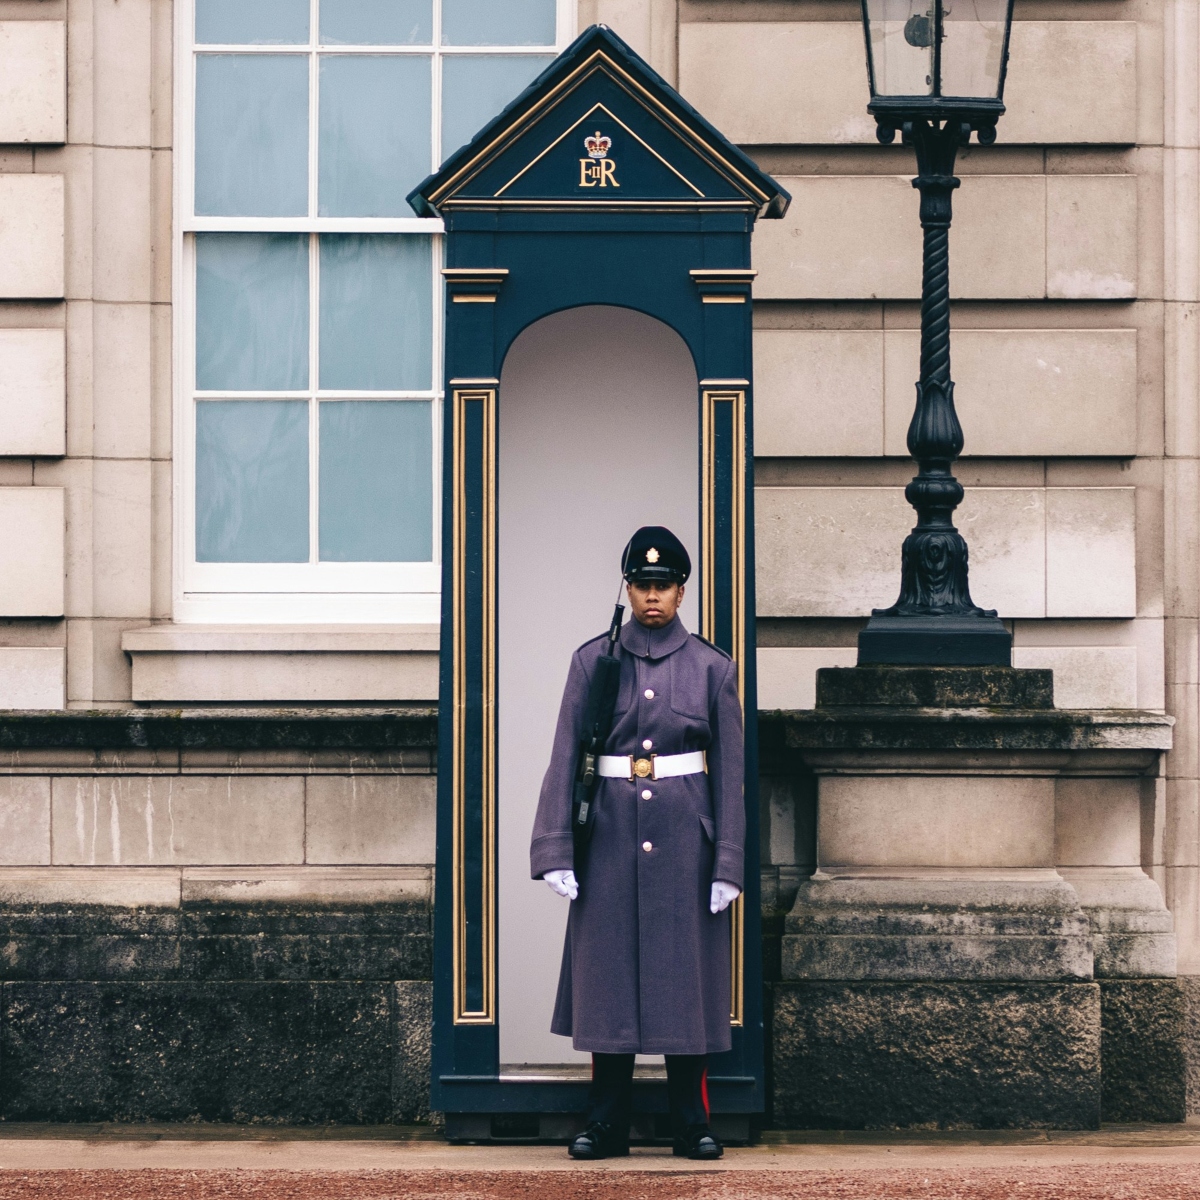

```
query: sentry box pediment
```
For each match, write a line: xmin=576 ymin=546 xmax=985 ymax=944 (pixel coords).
xmin=409 ymin=25 xmax=789 ymax=218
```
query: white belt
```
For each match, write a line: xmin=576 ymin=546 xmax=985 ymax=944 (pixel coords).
xmin=597 ymin=751 xmax=706 ymax=781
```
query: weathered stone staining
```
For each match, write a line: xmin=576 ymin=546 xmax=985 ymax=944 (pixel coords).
xmin=773 ymin=982 xmax=1103 ymax=1130
xmin=769 ymin=666 xmax=1180 ymax=1128
xmin=0 ymin=712 xmax=435 ymax=1122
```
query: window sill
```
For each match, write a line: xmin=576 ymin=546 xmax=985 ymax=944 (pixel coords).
xmin=122 ymin=624 xmax=440 ymax=703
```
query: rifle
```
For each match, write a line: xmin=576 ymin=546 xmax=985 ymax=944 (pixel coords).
xmin=571 ymin=601 xmax=624 ymax=861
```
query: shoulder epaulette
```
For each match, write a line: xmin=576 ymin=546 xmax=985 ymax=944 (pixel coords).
xmin=692 ymin=633 xmax=732 ymax=660
xmin=576 ymin=631 xmax=611 ymax=654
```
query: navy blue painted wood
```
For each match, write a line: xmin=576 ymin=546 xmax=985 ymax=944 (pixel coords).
xmin=416 ymin=23 xmax=788 ymax=1122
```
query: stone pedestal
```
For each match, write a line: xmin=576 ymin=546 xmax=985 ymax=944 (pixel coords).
xmin=773 ymin=666 xmax=1177 ymax=1129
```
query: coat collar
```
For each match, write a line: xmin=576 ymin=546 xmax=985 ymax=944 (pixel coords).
xmin=620 ymin=614 xmax=690 ymax=660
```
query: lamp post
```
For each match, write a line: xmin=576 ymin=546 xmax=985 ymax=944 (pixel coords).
xmin=856 ymin=0 xmax=1017 ymax=667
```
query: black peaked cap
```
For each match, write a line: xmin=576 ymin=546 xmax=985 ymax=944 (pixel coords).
xmin=622 ymin=526 xmax=691 ymax=584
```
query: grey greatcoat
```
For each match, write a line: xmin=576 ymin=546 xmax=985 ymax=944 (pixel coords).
xmin=529 ymin=614 xmax=744 ymax=1055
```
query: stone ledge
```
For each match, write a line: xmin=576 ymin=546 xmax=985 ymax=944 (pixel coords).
xmin=817 ymin=665 xmax=1054 ymax=709
xmin=122 ymin=625 xmax=441 ymax=653
xmin=123 ymin=627 xmax=440 ymax=703
xmin=0 ymin=885 xmax=435 ymax=983
xmin=182 ymin=867 xmax=432 ymax=906
xmin=0 ymin=709 xmax=438 ymax=752
xmin=783 ymin=874 xmax=1095 ymax=983
xmin=0 ymin=866 xmax=435 ymax=909
xmin=768 ymin=708 xmax=1174 ymax=754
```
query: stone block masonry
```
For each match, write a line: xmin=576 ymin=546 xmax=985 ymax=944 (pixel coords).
xmin=773 ymin=982 xmax=1102 ymax=1130
xmin=0 ymin=909 xmax=434 ymax=1123
xmin=0 ymin=711 xmax=436 ymax=1124
xmin=1 ymin=981 xmax=421 ymax=1123
xmin=0 ymin=707 xmax=1187 ymax=1128
xmin=768 ymin=674 xmax=1183 ymax=1128
xmin=1100 ymin=980 xmax=1188 ymax=1124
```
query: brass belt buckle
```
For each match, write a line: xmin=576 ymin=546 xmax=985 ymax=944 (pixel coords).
xmin=632 ymin=757 xmax=654 ymax=779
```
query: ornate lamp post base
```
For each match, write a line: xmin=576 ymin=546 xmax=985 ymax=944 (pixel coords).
xmin=859 ymin=612 xmax=1011 ymax=666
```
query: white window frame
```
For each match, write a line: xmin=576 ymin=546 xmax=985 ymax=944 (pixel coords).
xmin=173 ymin=0 xmax=575 ymax=623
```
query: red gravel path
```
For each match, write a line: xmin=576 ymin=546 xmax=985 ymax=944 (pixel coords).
xmin=0 ymin=1169 xmax=1197 ymax=1200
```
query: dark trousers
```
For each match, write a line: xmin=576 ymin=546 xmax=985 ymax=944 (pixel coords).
xmin=586 ymin=1053 xmax=710 ymax=1135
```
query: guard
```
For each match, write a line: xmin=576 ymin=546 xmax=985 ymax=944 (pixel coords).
xmin=530 ymin=526 xmax=745 ymax=1160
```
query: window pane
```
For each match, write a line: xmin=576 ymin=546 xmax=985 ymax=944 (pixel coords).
xmin=197 ymin=233 xmax=309 ymax=391
xmin=441 ymin=55 xmax=550 ymax=161
xmin=318 ymin=55 xmax=431 ymax=216
xmin=196 ymin=0 xmax=308 ymax=44
xmin=865 ymin=0 xmax=933 ymax=97
xmin=319 ymin=401 xmax=433 ymax=561
xmin=195 ymin=54 xmax=308 ymax=216
xmin=196 ymin=400 xmax=310 ymax=562
xmin=442 ymin=0 xmax=555 ymax=46
xmin=320 ymin=0 xmax=431 ymax=45
xmin=319 ymin=234 xmax=432 ymax=390
xmin=941 ymin=0 xmax=1008 ymax=99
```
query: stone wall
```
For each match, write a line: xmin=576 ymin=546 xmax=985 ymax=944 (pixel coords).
xmin=0 ymin=919 xmax=432 ymax=1123
xmin=0 ymin=711 xmax=436 ymax=1123
xmin=0 ymin=707 xmax=1184 ymax=1128
xmin=766 ymin=695 xmax=1186 ymax=1129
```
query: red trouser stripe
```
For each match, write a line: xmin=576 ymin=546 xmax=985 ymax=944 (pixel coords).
xmin=701 ymin=1067 xmax=710 ymax=1121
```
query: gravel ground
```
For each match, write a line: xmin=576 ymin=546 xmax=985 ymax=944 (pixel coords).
xmin=0 ymin=1168 xmax=1197 ymax=1200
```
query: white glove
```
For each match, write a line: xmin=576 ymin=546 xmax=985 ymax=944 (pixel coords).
xmin=710 ymin=880 xmax=740 ymax=914
xmin=544 ymin=869 xmax=579 ymax=901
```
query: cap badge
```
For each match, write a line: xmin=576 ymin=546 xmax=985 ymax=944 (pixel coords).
xmin=584 ymin=131 xmax=612 ymax=159
xmin=645 ymin=547 xmax=660 ymax=563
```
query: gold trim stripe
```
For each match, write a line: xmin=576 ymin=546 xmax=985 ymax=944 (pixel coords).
xmin=452 ymin=388 xmax=497 ymax=1026
xmin=442 ymin=268 xmax=510 ymax=279
xmin=701 ymin=397 xmax=714 ymax=651
xmin=441 ymin=200 xmax=754 ymax=211
xmin=701 ymin=388 xmax=747 ymax=1027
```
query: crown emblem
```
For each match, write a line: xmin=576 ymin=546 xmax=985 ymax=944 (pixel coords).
xmin=645 ymin=547 xmax=660 ymax=563
xmin=584 ymin=131 xmax=612 ymax=159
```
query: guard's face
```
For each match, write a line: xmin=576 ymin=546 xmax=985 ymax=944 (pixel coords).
xmin=627 ymin=580 xmax=684 ymax=628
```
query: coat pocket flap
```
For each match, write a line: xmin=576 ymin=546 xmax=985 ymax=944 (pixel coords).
xmin=698 ymin=814 xmax=715 ymax=842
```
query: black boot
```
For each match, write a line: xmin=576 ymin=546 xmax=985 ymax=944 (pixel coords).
xmin=665 ymin=1054 xmax=723 ymax=1160
xmin=673 ymin=1123 xmax=723 ymax=1160
xmin=569 ymin=1121 xmax=629 ymax=1159
xmin=570 ymin=1053 xmax=633 ymax=1160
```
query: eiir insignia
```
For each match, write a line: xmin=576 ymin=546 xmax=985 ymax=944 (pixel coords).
xmin=579 ymin=132 xmax=619 ymax=189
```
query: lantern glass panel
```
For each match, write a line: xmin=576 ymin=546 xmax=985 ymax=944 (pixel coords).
xmin=940 ymin=0 xmax=1008 ymax=98
xmin=865 ymin=0 xmax=935 ymax=97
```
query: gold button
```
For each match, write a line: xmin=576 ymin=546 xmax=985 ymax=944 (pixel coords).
xmin=642 ymin=841 xmax=653 ymax=852
xmin=641 ymin=789 xmax=652 ymax=800
xmin=642 ymin=739 xmax=653 ymax=750
xmin=644 ymin=689 xmax=654 ymax=699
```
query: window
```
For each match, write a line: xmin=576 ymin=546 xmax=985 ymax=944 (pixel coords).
xmin=176 ymin=0 xmax=570 ymax=622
